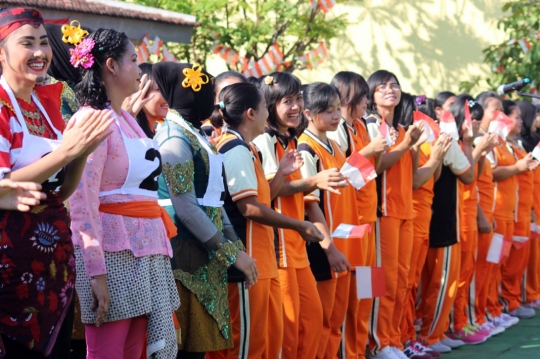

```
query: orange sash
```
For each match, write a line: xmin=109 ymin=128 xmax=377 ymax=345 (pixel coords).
xmin=99 ymin=201 xmax=177 ymax=239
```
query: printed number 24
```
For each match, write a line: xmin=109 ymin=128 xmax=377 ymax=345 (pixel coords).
xmin=139 ymin=148 xmax=162 ymax=191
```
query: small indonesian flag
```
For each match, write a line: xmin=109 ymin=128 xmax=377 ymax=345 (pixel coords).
xmin=531 ymin=223 xmax=540 ymax=239
xmin=340 ymin=152 xmax=377 ymax=190
xmin=356 ymin=266 xmax=386 ymax=299
xmin=440 ymin=111 xmax=459 ymax=140
xmin=532 ymin=143 xmax=540 ymax=161
xmin=413 ymin=111 xmax=440 ymax=143
xmin=488 ymin=111 xmax=515 ymax=141
xmin=332 ymin=223 xmax=371 ymax=239
xmin=486 ymin=233 xmax=512 ymax=264
xmin=464 ymin=100 xmax=473 ymax=129
xmin=512 ymin=235 xmax=529 ymax=249
xmin=378 ymin=121 xmax=394 ymax=146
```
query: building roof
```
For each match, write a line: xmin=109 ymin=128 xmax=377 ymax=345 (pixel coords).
xmin=0 ymin=0 xmax=197 ymax=27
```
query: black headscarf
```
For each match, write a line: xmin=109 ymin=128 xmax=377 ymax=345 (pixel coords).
xmin=45 ymin=23 xmax=92 ymax=89
xmin=152 ymin=62 xmax=214 ymax=128
xmin=516 ymin=101 xmax=539 ymax=152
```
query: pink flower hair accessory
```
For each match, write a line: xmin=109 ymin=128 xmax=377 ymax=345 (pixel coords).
xmin=70 ymin=38 xmax=95 ymax=69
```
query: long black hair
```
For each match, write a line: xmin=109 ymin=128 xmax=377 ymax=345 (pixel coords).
xmin=259 ymin=72 xmax=303 ymax=142
xmin=330 ymin=71 xmax=369 ymax=120
xmin=434 ymin=91 xmax=456 ymax=110
xmin=449 ymin=94 xmax=484 ymax=136
xmin=516 ymin=101 xmax=539 ymax=152
xmin=135 ymin=63 xmax=155 ymax=138
xmin=75 ymin=28 xmax=130 ymax=109
xmin=367 ymin=70 xmax=402 ymax=128
xmin=210 ymin=82 xmax=263 ymax=129
xmin=397 ymin=92 xmax=416 ymax=129
xmin=303 ymin=82 xmax=340 ymax=115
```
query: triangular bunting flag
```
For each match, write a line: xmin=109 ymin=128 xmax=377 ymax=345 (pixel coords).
xmin=356 ymin=266 xmax=386 ymax=299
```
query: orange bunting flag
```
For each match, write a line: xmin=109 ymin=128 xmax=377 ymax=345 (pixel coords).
xmin=486 ymin=233 xmax=512 ymax=264
xmin=340 ymin=152 xmax=377 ymax=190
xmin=413 ymin=110 xmax=440 ymax=143
xmin=488 ymin=111 xmax=515 ymax=141
xmin=356 ymin=266 xmax=386 ymax=299
xmin=137 ymin=34 xmax=150 ymax=64
xmin=440 ymin=111 xmax=459 ymax=140
xmin=162 ymin=44 xmax=177 ymax=62
xmin=331 ymin=223 xmax=371 ymax=239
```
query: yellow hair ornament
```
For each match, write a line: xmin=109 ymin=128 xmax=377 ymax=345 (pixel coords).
xmin=61 ymin=20 xmax=89 ymax=45
xmin=181 ymin=63 xmax=209 ymax=92
xmin=264 ymin=76 xmax=274 ymax=85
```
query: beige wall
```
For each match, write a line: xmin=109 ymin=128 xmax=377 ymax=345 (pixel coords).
xmin=207 ymin=0 xmax=506 ymax=96
xmin=296 ymin=0 xmax=506 ymax=95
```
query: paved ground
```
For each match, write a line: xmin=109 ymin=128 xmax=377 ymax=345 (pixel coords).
xmin=444 ymin=313 xmax=540 ymax=358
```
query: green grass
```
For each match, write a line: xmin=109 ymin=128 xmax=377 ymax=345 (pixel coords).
xmin=443 ymin=313 xmax=540 ymax=358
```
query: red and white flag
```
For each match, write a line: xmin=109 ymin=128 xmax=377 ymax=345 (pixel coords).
xmin=340 ymin=152 xmax=377 ymax=190
xmin=532 ymin=142 xmax=540 ymax=161
xmin=162 ymin=44 xmax=177 ymax=62
xmin=137 ymin=34 xmax=150 ymax=64
xmin=440 ymin=111 xmax=459 ymax=140
xmin=149 ymin=36 xmax=163 ymax=57
xmin=378 ymin=121 xmax=393 ymax=146
xmin=488 ymin=111 xmax=515 ymax=141
xmin=486 ymin=233 xmax=512 ymax=264
xmin=413 ymin=110 xmax=440 ymax=143
xmin=512 ymin=235 xmax=529 ymax=249
xmin=332 ymin=223 xmax=371 ymax=239
xmin=356 ymin=266 xmax=386 ymax=299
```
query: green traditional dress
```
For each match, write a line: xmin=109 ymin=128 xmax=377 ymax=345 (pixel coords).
xmin=156 ymin=110 xmax=244 ymax=352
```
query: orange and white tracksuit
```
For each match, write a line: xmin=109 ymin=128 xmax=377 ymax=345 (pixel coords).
xmin=210 ymin=130 xmax=283 ymax=359
xmin=418 ymin=140 xmax=470 ymax=345
xmin=525 ymin=167 xmax=540 ymax=303
xmin=473 ymin=131 xmax=496 ymax=326
xmin=452 ymin=161 xmax=479 ymax=331
xmin=400 ymin=142 xmax=434 ymax=344
xmin=298 ymin=129 xmax=361 ymax=359
xmin=253 ymin=129 xmax=323 ymax=359
xmin=487 ymin=136 xmax=517 ymax=320
xmin=365 ymin=116 xmax=414 ymax=354
xmin=501 ymin=141 xmax=534 ymax=311
xmin=329 ymin=118 xmax=378 ymax=359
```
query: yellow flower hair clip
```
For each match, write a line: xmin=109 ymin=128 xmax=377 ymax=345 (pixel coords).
xmin=182 ymin=63 xmax=209 ymax=92
xmin=264 ymin=76 xmax=274 ymax=85
xmin=61 ymin=20 xmax=89 ymax=45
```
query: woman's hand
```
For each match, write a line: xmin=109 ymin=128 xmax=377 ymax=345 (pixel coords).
xmin=405 ymin=123 xmax=423 ymax=147
xmin=121 ymin=74 xmax=154 ymax=118
xmin=431 ymin=134 xmax=452 ymax=161
xmin=0 ymin=179 xmax=46 ymax=211
xmin=324 ymin=244 xmax=350 ymax=273
xmin=297 ymin=221 xmax=324 ymax=243
xmin=60 ymin=110 xmax=114 ymax=160
xmin=233 ymin=251 xmax=259 ymax=289
xmin=314 ymin=168 xmax=348 ymax=195
xmin=277 ymin=149 xmax=304 ymax=177
xmin=477 ymin=213 xmax=492 ymax=233
xmin=90 ymin=275 xmax=110 ymax=327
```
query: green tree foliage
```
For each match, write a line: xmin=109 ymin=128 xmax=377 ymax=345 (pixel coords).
xmin=127 ymin=0 xmax=350 ymax=72
xmin=464 ymin=1 xmax=540 ymax=96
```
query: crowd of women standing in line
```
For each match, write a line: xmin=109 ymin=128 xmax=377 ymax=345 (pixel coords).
xmin=1 ymin=6 xmax=540 ymax=359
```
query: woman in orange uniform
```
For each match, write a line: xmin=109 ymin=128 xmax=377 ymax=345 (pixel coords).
xmin=518 ymin=101 xmax=540 ymax=309
xmin=397 ymin=94 xmax=452 ymax=359
xmin=210 ymin=82 xmax=323 ymax=359
xmin=327 ymin=71 xmax=389 ymax=359
xmin=449 ymin=96 xmax=498 ymax=342
xmin=418 ymin=94 xmax=475 ymax=354
xmin=485 ymin=97 xmax=534 ymax=327
xmin=364 ymin=71 xmax=423 ymax=359
xmin=298 ymin=82 xmax=360 ymax=359
xmin=500 ymin=100 xmax=539 ymax=318
xmin=255 ymin=72 xmax=346 ymax=359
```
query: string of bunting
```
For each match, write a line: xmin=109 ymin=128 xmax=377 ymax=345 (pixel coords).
xmin=137 ymin=34 xmax=177 ymax=64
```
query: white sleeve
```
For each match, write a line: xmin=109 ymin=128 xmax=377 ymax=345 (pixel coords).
xmin=252 ymin=132 xmax=279 ymax=180
xmin=443 ymin=140 xmax=471 ymax=175
xmin=299 ymin=147 xmax=320 ymax=202
xmin=223 ymin=145 xmax=258 ymax=202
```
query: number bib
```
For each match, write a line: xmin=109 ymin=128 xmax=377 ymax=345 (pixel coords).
xmin=99 ymin=111 xmax=162 ymax=198
xmin=0 ymin=77 xmax=64 ymax=192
